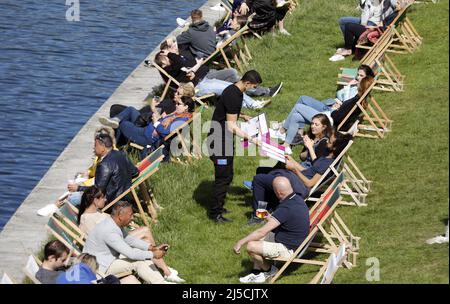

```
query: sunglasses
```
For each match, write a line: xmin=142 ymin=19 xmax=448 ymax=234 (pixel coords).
xmin=176 ymin=102 xmax=185 ymax=106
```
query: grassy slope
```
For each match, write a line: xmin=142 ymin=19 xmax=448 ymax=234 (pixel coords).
xmin=146 ymin=0 xmax=449 ymax=284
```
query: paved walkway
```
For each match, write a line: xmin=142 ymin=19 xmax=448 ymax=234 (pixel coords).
xmin=0 ymin=0 xmax=225 ymax=282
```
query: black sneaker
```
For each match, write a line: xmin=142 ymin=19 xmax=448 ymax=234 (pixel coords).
xmin=269 ymin=82 xmax=283 ymax=97
xmin=290 ymin=133 xmax=304 ymax=146
xmin=221 ymin=208 xmax=231 ymax=215
xmin=211 ymin=214 xmax=233 ymax=224
xmin=247 ymin=215 xmax=264 ymax=226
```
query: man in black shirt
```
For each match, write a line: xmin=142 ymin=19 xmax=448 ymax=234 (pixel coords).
xmin=207 ymin=70 xmax=263 ymax=223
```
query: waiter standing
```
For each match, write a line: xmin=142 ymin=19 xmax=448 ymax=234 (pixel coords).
xmin=207 ymin=70 xmax=264 ymax=223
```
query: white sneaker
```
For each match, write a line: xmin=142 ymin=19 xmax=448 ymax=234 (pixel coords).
xmin=99 ymin=116 xmax=120 ymax=129
xmin=176 ymin=18 xmax=187 ymax=28
xmin=239 ymin=272 xmax=266 ymax=283
xmin=275 ymin=129 xmax=286 ymax=141
xmin=168 ymin=267 xmax=178 ymax=276
xmin=329 ymin=54 xmax=345 ymax=62
xmin=284 ymin=146 xmax=293 ymax=155
xmin=279 ymin=28 xmax=292 ymax=36
xmin=253 ymin=100 xmax=271 ymax=109
xmin=269 ymin=128 xmax=286 ymax=141
xmin=164 ymin=272 xmax=186 ymax=283
xmin=210 ymin=3 xmax=226 ymax=11
xmin=37 ymin=204 xmax=58 ymax=217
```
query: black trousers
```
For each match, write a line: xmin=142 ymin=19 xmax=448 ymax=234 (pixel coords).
xmin=344 ymin=23 xmax=366 ymax=51
xmin=209 ymin=155 xmax=234 ymax=218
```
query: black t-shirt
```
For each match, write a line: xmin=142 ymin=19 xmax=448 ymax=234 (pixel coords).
xmin=164 ymin=53 xmax=209 ymax=86
xmin=208 ymin=84 xmax=243 ymax=157
xmin=331 ymin=94 xmax=361 ymax=130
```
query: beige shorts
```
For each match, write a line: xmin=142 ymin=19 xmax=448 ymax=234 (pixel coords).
xmin=262 ymin=232 xmax=294 ymax=259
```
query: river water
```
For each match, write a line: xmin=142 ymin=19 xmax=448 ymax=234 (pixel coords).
xmin=0 ymin=0 xmax=208 ymax=230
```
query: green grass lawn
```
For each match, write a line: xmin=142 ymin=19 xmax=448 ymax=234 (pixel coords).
xmin=143 ymin=0 xmax=449 ymax=284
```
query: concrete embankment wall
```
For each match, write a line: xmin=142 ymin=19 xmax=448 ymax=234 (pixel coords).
xmin=0 ymin=0 xmax=225 ymax=282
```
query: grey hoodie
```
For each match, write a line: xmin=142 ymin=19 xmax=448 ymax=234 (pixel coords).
xmin=176 ymin=20 xmax=217 ymax=58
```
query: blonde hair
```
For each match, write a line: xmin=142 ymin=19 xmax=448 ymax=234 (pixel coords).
xmin=76 ymin=253 xmax=98 ymax=273
xmin=179 ymin=83 xmax=195 ymax=97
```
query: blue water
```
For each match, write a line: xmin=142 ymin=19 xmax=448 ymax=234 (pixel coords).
xmin=0 ymin=0 xmax=208 ymax=230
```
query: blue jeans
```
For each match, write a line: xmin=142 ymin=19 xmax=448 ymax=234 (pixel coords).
xmin=252 ymin=173 xmax=278 ymax=216
xmin=283 ymin=96 xmax=333 ymax=144
xmin=205 ymin=68 xmax=240 ymax=83
xmin=196 ymin=78 xmax=267 ymax=109
xmin=68 ymin=191 xmax=83 ymax=207
xmin=338 ymin=16 xmax=361 ymax=34
xmin=115 ymin=107 xmax=155 ymax=147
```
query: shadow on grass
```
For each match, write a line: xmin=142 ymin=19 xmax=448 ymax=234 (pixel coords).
xmin=193 ymin=180 xmax=251 ymax=215
xmin=231 ymin=253 xmax=322 ymax=281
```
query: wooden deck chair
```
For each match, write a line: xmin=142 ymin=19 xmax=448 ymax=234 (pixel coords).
xmin=336 ymin=78 xmax=393 ymax=141
xmin=46 ymin=216 xmax=84 ymax=256
xmin=150 ymin=60 xmax=209 ymax=107
xmin=203 ymin=23 xmax=252 ymax=73
xmin=310 ymin=244 xmax=347 ymax=284
xmin=101 ymin=154 xmax=164 ymax=227
xmin=124 ymin=144 xmax=167 ymax=216
xmin=356 ymin=4 xmax=421 ymax=56
xmin=269 ymin=173 xmax=359 ymax=283
xmin=308 ymin=174 xmax=360 ymax=264
xmin=1 ymin=272 xmax=16 ymax=284
xmin=162 ymin=106 xmax=205 ymax=164
xmin=22 ymin=255 xmax=43 ymax=284
xmin=306 ymin=139 xmax=370 ymax=208
xmin=388 ymin=4 xmax=422 ymax=54
xmin=340 ymin=30 xmax=405 ymax=93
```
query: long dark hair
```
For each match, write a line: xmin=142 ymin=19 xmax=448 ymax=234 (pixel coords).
xmin=77 ymin=186 xmax=105 ymax=225
xmin=307 ymin=113 xmax=333 ymax=140
xmin=358 ymin=64 xmax=375 ymax=79
xmin=358 ymin=76 xmax=375 ymax=109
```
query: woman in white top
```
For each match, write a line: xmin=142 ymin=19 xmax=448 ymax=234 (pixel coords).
xmin=77 ymin=186 xmax=185 ymax=283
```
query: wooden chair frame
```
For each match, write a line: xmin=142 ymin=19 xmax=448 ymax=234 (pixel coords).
xmin=101 ymin=152 xmax=164 ymax=227
xmin=310 ymin=244 xmax=347 ymax=284
xmin=162 ymin=107 xmax=204 ymax=164
xmin=269 ymin=173 xmax=360 ymax=283
xmin=336 ymin=81 xmax=393 ymax=140
xmin=151 ymin=60 xmax=210 ymax=107
xmin=306 ymin=139 xmax=370 ymax=208
xmin=22 ymin=255 xmax=43 ymax=284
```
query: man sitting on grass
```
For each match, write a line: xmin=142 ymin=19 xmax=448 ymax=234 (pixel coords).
xmin=233 ymin=176 xmax=310 ymax=283
xmin=35 ymin=240 xmax=70 ymax=284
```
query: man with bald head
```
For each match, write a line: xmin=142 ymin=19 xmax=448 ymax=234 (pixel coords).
xmin=234 ymin=177 xmax=310 ymax=283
